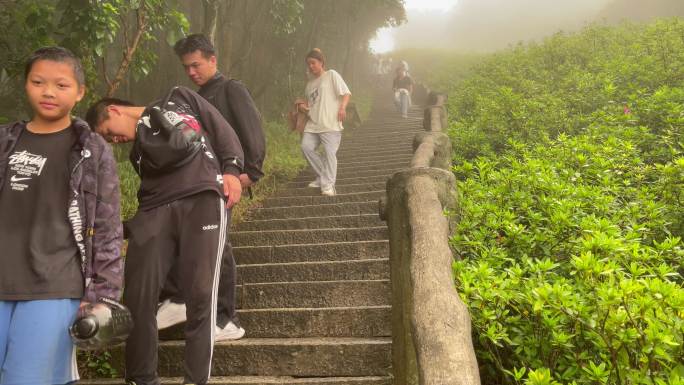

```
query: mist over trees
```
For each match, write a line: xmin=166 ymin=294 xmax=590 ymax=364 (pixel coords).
xmin=393 ymin=0 xmax=684 ymax=52
xmin=0 ymin=0 xmax=405 ymax=121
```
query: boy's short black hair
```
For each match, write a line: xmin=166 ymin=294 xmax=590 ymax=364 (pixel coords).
xmin=173 ymin=34 xmax=215 ymax=58
xmin=25 ymin=46 xmax=86 ymax=86
xmin=85 ymin=97 xmax=134 ymax=131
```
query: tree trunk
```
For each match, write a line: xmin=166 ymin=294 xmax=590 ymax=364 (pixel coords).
xmin=202 ymin=0 xmax=220 ymax=45
xmin=218 ymin=0 xmax=235 ymax=74
xmin=106 ymin=7 xmax=147 ymax=97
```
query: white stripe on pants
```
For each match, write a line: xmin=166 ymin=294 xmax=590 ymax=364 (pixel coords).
xmin=301 ymin=131 xmax=342 ymax=190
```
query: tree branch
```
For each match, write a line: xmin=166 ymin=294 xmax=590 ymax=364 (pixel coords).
xmin=101 ymin=56 xmax=112 ymax=89
xmin=106 ymin=5 xmax=147 ymax=97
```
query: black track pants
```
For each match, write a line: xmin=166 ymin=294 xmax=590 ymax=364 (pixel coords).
xmin=162 ymin=207 xmax=238 ymax=328
xmin=123 ymin=191 xmax=226 ymax=385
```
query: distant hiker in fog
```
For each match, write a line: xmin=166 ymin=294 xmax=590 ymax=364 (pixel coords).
xmin=398 ymin=59 xmax=410 ymax=75
xmin=383 ymin=57 xmax=393 ymax=75
xmin=298 ymin=48 xmax=351 ymax=197
xmin=374 ymin=56 xmax=385 ymax=84
xmin=393 ymin=67 xmax=414 ymax=118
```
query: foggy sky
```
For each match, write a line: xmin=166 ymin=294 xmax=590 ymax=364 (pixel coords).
xmin=393 ymin=0 xmax=684 ymax=52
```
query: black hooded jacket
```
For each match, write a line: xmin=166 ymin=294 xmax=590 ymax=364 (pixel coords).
xmin=131 ymin=86 xmax=244 ymax=210
xmin=198 ymin=73 xmax=265 ymax=183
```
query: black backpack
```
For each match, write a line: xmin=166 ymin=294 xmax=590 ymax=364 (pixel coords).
xmin=132 ymin=87 xmax=204 ymax=175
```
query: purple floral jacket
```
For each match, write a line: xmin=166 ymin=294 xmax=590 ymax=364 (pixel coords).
xmin=0 ymin=118 xmax=123 ymax=302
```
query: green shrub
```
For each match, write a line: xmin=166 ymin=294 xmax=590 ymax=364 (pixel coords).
xmin=442 ymin=18 xmax=684 ymax=384
xmin=452 ymin=131 xmax=684 ymax=384
xmin=231 ymin=119 xmax=306 ymax=223
xmin=448 ymin=19 xmax=684 ymax=166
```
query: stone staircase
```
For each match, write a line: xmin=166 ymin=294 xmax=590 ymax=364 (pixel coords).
xmin=86 ymin=97 xmax=424 ymax=384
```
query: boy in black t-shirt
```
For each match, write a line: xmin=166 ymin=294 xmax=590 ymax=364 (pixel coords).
xmin=86 ymin=87 xmax=243 ymax=385
xmin=0 ymin=47 xmax=123 ymax=384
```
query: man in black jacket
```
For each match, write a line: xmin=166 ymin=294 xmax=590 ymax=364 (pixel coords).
xmin=155 ymin=34 xmax=266 ymax=341
xmin=86 ymin=86 xmax=244 ymax=385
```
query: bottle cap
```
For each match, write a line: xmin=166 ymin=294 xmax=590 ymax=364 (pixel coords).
xmin=74 ymin=316 xmax=99 ymax=339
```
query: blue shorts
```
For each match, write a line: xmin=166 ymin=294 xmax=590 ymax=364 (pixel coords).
xmin=0 ymin=299 xmax=80 ymax=385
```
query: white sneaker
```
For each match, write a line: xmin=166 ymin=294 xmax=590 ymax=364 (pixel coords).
xmin=307 ymin=179 xmax=321 ymax=188
xmin=156 ymin=299 xmax=187 ymax=329
xmin=215 ymin=321 xmax=245 ymax=341
xmin=321 ymin=187 xmax=336 ymax=196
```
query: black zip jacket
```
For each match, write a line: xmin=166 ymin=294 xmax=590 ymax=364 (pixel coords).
xmin=0 ymin=119 xmax=123 ymax=302
xmin=199 ymin=73 xmax=265 ymax=182
xmin=132 ymin=86 xmax=244 ymax=210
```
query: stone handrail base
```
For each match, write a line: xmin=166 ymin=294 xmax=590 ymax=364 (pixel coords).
xmin=380 ymin=88 xmax=480 ymax=385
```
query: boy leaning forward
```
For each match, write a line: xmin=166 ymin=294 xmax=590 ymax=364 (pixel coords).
xmin=86 ymin=85 xmax=244 ymax=385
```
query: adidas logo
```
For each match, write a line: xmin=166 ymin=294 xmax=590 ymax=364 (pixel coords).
xmin=202 ymin=224 xmax=218 ymax=231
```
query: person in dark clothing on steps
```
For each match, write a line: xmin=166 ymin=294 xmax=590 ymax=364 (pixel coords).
xmin=392 ymin=67 xmax=413 ymax=118
xmin=85 ymin=86 xmax=244 ymax=385
xmin=154 ymin=33 xmax=266 ymax=341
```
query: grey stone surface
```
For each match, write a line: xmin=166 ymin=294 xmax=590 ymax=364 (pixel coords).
xmin=335 ymin=147 xmax=411 ymax=159
xmin=263 ymin=191 xmax=385 ymax=208
xmin=411 ymin=132 xmax=452 ymax=170
xmin=249 ymin=201 xmax=377 ymax=220
xmin=286 ymin=175 xmax=392 ymax=188
xmin=275 ymin=182 xmax=387 ymax=197
xmin=81 ymin=376 xmax=392 ymax=385
xmin=230 ymin=227 xmax=388 ymax=247
xmin=159 ymin=306 xmax=391 ymax=339
xmin=108 ymin=338 xmax=392 ymax=377
xmin=336 ymin=153 xmax=413 ymax=165
xmin=335 ymin=160 xmax=411 ymax=172
xmin=238 ymin=280 xmax=390 ymax=308
xmin=336 ymin=154 xmax=413 ymax=166
xmin=233 ymin=240 xmax=389 ymax=264
xmin=237 ymin=259 xmax=389 ymax=283
xmin=236 ymin=214 xmax=385 ymax=231
xmin=294 ymin=167 xmax=403 ymax=181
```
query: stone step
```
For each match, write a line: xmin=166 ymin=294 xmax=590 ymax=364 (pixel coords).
xmin=286 ymin=175 xmax=390 ymax=188
xmin=339 ymin=139 xmax=413 ymax=149
xmin=334 ymin=159 xmax=410 ymax=172
xmin=107 ymin=337 xmax=392 ymax=377
xmin=301 ymin=161 xmax=407 ymax=175
xmin=295 ymin=167 xmax=403 ymax=180
xmin=235 ymin=214 xmax=384 ymax=231
xmin=335 ymin=151 xmax=409 ymax=162
xmin=238 ymin=280 xmax=390 ymax=309
xmin=159 ymin=305 xmax=391 ymax=339
xmin=275 ymin=182 xmax=386 ymax=197
xmin=81 ymin=376 xmax=391 ymax=385
xmin=344 ymin=128 xmax=416 ymax=136
xmin=341 ymin=136 xmax=414 ymax=146
xmin=262 ymin=191 xmax=384 ymax=208
xmin=233 ymin=240 xmax=389 ymax=265
xmin=292 ymin=168 xmax=400 ymax=182
xmin=249 ymin=201 xmax=377 ymax=221
xmin=230 ymin=227 xmax=387 ymax=247
xmin=346 ymin=127 xmax=419 ymax=134
xmin=336 ymin=146 xmax=411 ymax=157
xmin=238 ymin=259 xmax=389 ymax=283
xmin=335 ymin=154 xmax=412 ymax=167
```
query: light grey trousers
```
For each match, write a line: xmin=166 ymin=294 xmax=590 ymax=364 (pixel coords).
xmin=394 ymin=89 xmax=411 ymax=117
xmin=301 ymin=131 xmax=342 ymax=190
